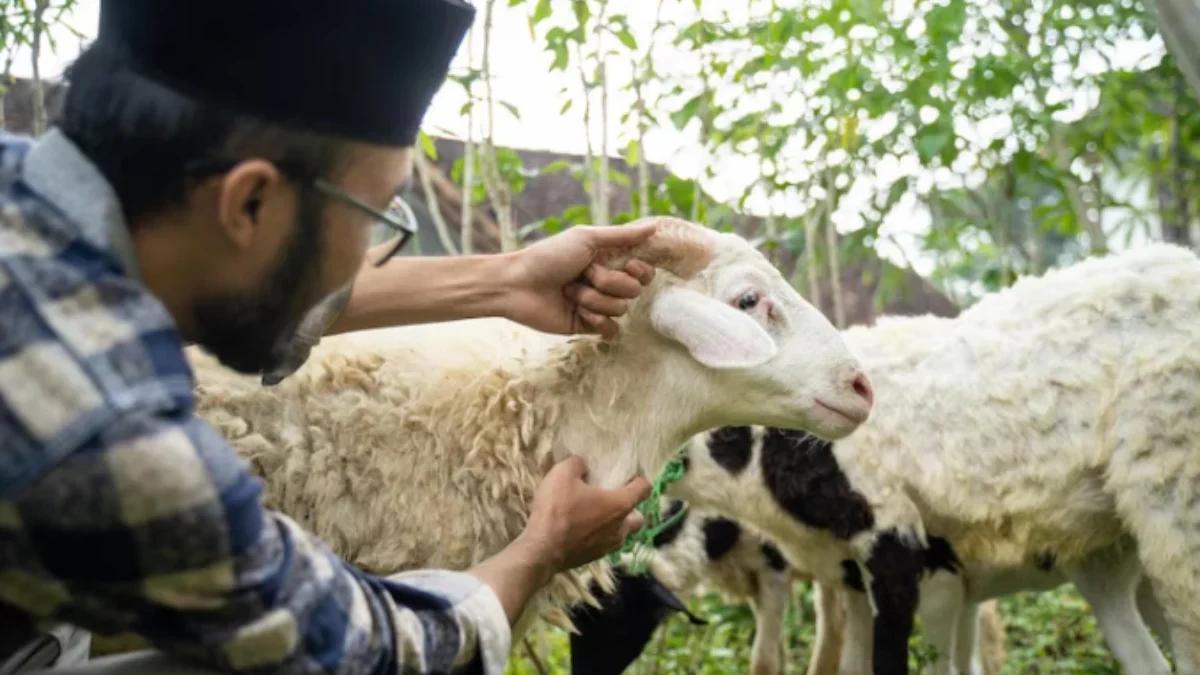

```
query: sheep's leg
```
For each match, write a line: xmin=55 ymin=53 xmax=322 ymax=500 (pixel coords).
xmin=1137 ymin=575 xmax=1174 ymax=655
xmin=914 ymin=569 xmax=965 ymax=675
xmin=1065 ymin=546 xmax=1172 ymax=675
xmin=1103 ymin=363 xmax=1200 ymax=675
xmin=972 ymin=601 xmax=1006 ymax=675
xmin=838 ymin=588 xmax=874 ymax=675
xmin=808 ymin=582 xmax=846 ymax=675
xmin=749 ymin=568 xmax=791 ymax=675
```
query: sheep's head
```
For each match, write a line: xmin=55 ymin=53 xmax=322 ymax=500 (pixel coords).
xmin=604 ymin=216 xmax=873 ymax=440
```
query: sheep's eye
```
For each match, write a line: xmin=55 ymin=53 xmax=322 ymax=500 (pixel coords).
xmin=736 ymin=292 xmax=759 ymax=311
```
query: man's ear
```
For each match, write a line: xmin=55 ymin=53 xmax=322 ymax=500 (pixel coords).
xmin=214 ymin=159 xmax=285 ymax=251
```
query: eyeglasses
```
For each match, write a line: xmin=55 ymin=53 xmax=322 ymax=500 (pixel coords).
xmin=182 ymin=158 xmax=418 ymax=268
xmin=312 ymin=178 xmax=418 ymax=267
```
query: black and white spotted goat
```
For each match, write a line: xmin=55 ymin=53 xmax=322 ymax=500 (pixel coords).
xmin=577 ymin=244 xmax=1199 ymax=675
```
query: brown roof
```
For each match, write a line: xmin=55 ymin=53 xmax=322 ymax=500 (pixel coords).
xmin=0 ymin=76 xmax=958 ymax=326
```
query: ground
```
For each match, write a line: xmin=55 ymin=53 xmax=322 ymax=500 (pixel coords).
xmin=503 ymin=584 xmax=1151 ymax=674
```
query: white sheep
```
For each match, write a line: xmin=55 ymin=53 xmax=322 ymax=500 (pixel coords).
xmin=659 ymin=242 xmax=1200 ymax=675
xmin=180 ymin=216 xmax=876 ymax=646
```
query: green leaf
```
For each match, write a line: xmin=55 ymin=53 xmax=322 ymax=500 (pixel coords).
xmin=624 ymin=140 xmax=640 ymax=167
xmin=418 ymin=131 xmax=438 ymax=160
xmin=616 ymin=27 xmax=638 ymax=50
xmin=500 ymin=101 xmax=521 ymax=121
xmin=670 ymin=95 xmax=703 ymax=131
xmin=551 ymin=44 xmax=569 ymax=71
xmin=559 ymin=98 xmax=574 ymax=115
xmin=539 ymin=160 xmax=570 ymax=175
xmin=530 ymin=0 xmax=552 ymax=25
xmin=915 ymin=123 xmax=954 ymax=165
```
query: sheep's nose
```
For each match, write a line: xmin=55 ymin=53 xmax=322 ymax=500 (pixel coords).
xmin=851 ymin=372 xmax=874 ymax=407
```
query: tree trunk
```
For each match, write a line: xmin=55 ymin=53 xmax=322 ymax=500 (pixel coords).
xmin=1050 ymin=128 xmax=1106 ymax=254
xmin=30 ymin=0 xmax=50 ymax=136
xmin=596 ymin=57 xmax=610 ymax=227
xmin=414 ymin=153 xmax=460 ymax=255
xmin=824 ymin=167 xmax=846 ymax=329
xmin=575 ymin=36 xmax=600 ymax=226
xmin=805 ymin=208 xmax=823 ymax=309
xmin=635 ymin=80 xmax=650 ymax=219
xmin=480 ymin=0 xmax=517 ymax=251
xmin=461 ymin=26 xmax=477 ymax=255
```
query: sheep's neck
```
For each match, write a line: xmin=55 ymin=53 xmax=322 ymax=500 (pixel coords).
xmin=550 ymin=342 xmax=705 ymax=490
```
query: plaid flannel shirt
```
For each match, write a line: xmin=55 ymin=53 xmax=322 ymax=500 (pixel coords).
xmin=0 ymin=129 xmax=511 ymax=674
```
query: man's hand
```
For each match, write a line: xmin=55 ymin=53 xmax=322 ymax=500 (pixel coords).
xmin=502 ymin=224 xmax=659 ymax=338
xmin=467 ymin=455 xmax=652 ymax=623
xmin=520 ymin=455 xmax=652 ymax=572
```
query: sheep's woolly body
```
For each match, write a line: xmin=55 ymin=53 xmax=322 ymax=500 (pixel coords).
xmin=189 ymin=319 xmax=634 ymax=630
xmin=834 ymin=242 xmax=1200 ymax=571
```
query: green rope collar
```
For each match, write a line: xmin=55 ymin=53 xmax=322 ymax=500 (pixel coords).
xmin=607 ymin=450 xmax=689 ymax=575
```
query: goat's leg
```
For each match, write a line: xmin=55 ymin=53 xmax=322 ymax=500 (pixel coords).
xmin=808 ymin=582 xmax=846 ymax=675
xmin=1066 ymin=546 xmax=1172 ymax=675
xmin=839 ymin=588 xmax=874 ymax=675
xmin=914 ymin=570 xmax=965 ymax=675
xmin=749 ymin=568 xmax=792 ymax=675
xmin=863 ymin=533 xmax=923 ymax=675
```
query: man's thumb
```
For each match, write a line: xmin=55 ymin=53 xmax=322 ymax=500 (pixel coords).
xmin=619 ymin=476 xmax=653 ymax=508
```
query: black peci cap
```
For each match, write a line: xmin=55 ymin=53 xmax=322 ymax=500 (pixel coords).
xmin=96 ymin=0 xmax=475 ymax=146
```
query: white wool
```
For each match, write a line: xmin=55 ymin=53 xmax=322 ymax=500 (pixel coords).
xmin=183 ymin=217 xmax=873 ymax=640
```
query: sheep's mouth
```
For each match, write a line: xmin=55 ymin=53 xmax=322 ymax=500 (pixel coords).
xmin=815 ymin=399 xmax=868 ymax=425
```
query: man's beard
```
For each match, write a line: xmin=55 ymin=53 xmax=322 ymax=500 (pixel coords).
xmin=191 ymin=187 xmax=326 ymax=375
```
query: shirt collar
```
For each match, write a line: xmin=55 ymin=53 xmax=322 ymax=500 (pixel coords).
xmin=20 ymin=128 xmax=143 ymax=282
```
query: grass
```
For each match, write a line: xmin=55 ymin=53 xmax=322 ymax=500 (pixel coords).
xmin=504 ymin=583 xmax=1158 ymax=674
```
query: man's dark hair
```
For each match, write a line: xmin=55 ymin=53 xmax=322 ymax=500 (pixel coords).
xmin=55 ymin=41 xmax=357 ymax=227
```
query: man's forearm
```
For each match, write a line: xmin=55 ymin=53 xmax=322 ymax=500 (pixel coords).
xmin=328 ymin=250 xmax=520 ymax=335
xmin=467 ymin=536 xmax=558 ymax=624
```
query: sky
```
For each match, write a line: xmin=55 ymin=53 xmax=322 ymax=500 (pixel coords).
xmin=8 ymin=0 xmax=1167 ymax=278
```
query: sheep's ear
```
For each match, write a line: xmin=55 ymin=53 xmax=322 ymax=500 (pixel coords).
xmin=649 ymin=286 xmax=777 ymax=369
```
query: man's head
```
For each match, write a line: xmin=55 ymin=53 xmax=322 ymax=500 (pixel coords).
xmin=56 ymin=1 xmax=473 ymax=374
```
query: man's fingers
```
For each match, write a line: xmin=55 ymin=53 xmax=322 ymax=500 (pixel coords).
xmin=624 ymin=260 xmax=656 ymax=285
xmin=555 ymin=454 xmax=590 ymax=479
xmin=566 ymin=283 xmax=630 ymax=318
xmin=618 ymin=511 xmax=646 ymax=539
xmin=585 ymin=222 xmax=658 ymax=249
xmin=582 ymin=263 xmax=644 ymax=299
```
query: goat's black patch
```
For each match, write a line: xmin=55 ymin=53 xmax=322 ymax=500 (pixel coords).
xmin=841 ymin=560 xmax=865 ymax=592
xmin=701 ymin=518 xmax=741 ymax=561
xmin=707 ymin=425 xmax=754 ymax=475
xmin=568 ymin=570 xmax=705 ymax=675
xmin=1034 ymin=550 xmax=1057 ymax=572
xmin=925 ymin=536 xmax=962 ymax=575
xmin=864 ymin=531 xmax=925 ymax=675
xmin=761 ymin=542 xmax=788 ymax=572
xmin=759 ymin=428 xmax=875 ymax=539
xmin=651 ymin=500 xmax=688 ymax=548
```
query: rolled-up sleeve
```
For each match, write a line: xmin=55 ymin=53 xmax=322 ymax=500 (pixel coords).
xmin=0 ymin=408 xmax=511 ymax=675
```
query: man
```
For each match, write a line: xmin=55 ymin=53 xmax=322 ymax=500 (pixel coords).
xmin=0 ymin=1 xmax=656 ymax=673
